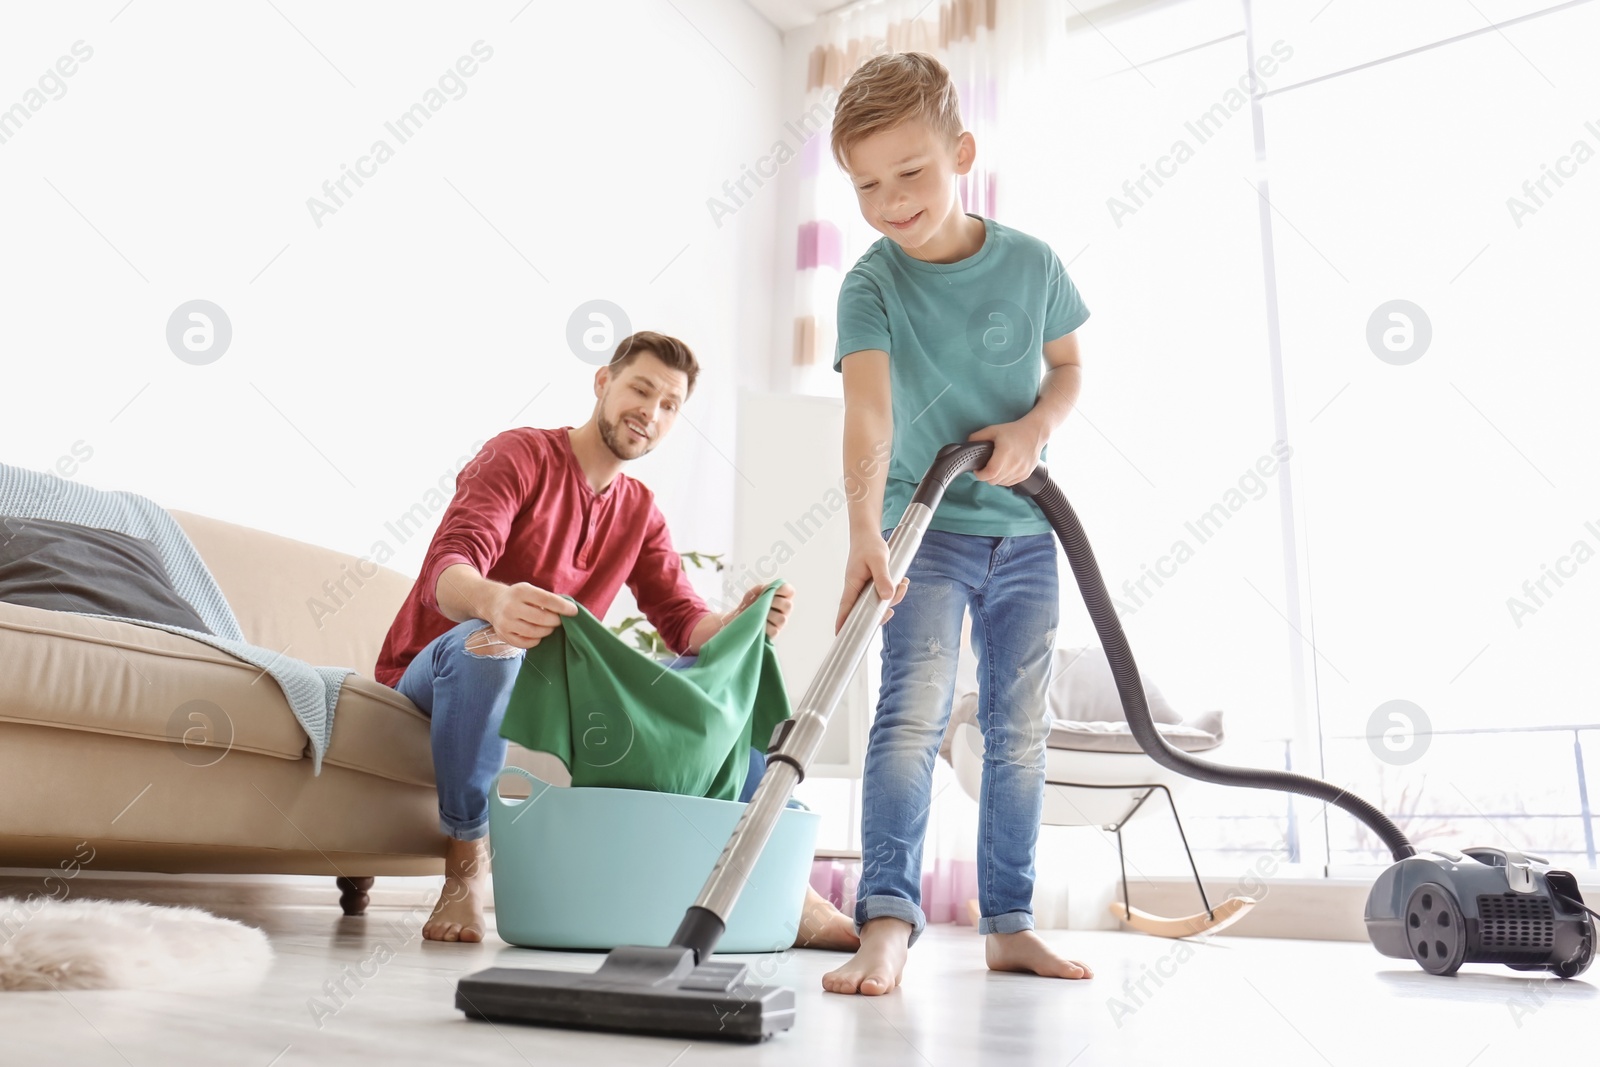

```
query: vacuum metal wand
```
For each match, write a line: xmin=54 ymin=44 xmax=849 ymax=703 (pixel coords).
xmin=670 ymin=502 xmax=937 ymax=960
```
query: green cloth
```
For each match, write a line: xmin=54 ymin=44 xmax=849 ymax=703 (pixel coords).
xmin=499 ymin=580 xmax=791 ymax=800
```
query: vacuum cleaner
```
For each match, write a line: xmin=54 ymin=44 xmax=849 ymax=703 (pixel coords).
xmin=455 ymin=441 xmax=1596 ymax=1042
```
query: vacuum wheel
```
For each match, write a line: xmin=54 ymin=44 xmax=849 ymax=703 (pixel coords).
xmin=1405 ymin=883 xmax=1467 ymax=976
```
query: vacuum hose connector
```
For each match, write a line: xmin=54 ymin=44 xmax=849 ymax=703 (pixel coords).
xmin=921 ymin=442 xmax=1417 ymax=862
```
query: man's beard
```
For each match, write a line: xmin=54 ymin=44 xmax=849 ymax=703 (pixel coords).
xmin=598 ymin=411 xmax=652 ymax=460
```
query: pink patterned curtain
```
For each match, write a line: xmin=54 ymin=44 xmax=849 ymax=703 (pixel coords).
xmin=811 ymin=853 xmax=982 ymax=927
xmin=789 ymin=0 xmax=1009 ymax=381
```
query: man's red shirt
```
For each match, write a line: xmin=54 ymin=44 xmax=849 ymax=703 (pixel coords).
xmin=375 ymin=426 xmax=709 ymax=687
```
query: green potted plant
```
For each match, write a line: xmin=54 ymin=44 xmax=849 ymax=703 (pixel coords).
xmin=607 ymin=550 xmax=724 ymax=657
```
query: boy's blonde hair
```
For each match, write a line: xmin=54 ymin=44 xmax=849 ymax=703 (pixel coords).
xmin=830 ymin=51 xmax=963 ymax=173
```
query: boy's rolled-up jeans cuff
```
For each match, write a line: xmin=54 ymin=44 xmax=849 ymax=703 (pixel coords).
xmin=442 ymin=816 xmax=490 ymax=842
xmin=855 ymin=894 xmax=927 ymax=947
xmin=976 ymin=909 xmax=1035 ymax=936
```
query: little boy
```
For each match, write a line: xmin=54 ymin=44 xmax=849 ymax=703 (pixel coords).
xmin=825 ymin=52 xmax=1094 ymax=995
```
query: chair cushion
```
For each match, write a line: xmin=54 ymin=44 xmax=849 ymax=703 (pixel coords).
xmin=940 ymin=644 xmax=1224 ymax=765
xmin=1045 ymin=646 xmax=1182 ymax=724
xmin=1046 ymin=708 xmax=1224 ymax=754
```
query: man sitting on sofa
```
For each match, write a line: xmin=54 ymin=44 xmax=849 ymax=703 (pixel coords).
xmin=375 ymin=330 xmax=866 ymax=946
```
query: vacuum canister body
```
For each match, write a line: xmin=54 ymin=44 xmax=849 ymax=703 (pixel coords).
xmin=1365 ymin=847 xmax=1595 ymax=977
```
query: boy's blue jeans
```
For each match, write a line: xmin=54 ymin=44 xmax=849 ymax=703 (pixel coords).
xmin=858 ymin=528 xmax=1059 ymax=946
xmin=392 ymin=618 xmax=781 ymax=839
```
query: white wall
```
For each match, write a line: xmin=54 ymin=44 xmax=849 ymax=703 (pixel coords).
xmin=0 ymin=0 xmax=782 ymax=615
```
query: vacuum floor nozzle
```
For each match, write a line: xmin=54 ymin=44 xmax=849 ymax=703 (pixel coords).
xmin=455 ymin=946 xmax=792 ymax=1043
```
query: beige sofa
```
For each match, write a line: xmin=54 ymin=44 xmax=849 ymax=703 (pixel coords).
xmin=0 ymin=509 xmax=554 ymax=912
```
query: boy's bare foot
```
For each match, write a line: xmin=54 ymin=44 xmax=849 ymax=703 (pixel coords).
xmin=985 ymin=929 xmax=1092 ymax=979
xmin=423 ymin=835 xmax=490 ymax=943
xmin=793 ymin=886 xmax=861 ymax=951
xmin=821 ymin=916 xmax=911 ymax=995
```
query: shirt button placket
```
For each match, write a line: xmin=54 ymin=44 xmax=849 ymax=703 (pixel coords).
xmin=575 ymin=500 xmax=593 ymax=569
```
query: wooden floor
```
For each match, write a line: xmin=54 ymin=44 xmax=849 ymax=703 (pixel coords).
xmin=1 ymin=899 xmax=1593 ymax=1066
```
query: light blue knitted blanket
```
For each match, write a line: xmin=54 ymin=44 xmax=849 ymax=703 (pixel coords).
xmin=0 ymin=463 xmax=347 ymax=772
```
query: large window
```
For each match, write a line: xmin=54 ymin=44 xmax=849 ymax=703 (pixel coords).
xmin=1257 ymin=0 xmax=1600 ymax=870
xmin=1011 ymin=0 xmax=1600 ymax=875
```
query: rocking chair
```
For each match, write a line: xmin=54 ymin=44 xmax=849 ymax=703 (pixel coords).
xmin=944 ymin=645 xmax=1256 ymax=939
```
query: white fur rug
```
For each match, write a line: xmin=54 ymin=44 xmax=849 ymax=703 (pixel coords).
xmin=0 ymin=898 xmax=274 ymax=991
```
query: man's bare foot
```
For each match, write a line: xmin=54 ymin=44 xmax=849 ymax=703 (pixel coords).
xmin=423 ymin=835 xmax=490 ymax=943
xmin=821 ymin=916 xmax=911 ymax=995
xmin=793 ymin=886 xmax=861 ymax=951
xmin=985 ymin=929 xmax=1092 ymax=979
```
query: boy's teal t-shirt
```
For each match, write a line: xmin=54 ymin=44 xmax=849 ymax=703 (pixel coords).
xmin=833 ymin=214 xmax=1089 ymax=536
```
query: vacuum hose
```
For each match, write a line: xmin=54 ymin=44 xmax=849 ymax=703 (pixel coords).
xmin=917 ymin=442 xmax=1417 ymax=862
xmin=670 ymin=438 xmax=1416 ymax=962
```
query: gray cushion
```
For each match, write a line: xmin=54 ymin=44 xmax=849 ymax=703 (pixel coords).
xmin=939 ymin=645 xmax=1225 ymax=764
xmin=0 ymin=516 xmax=211 ymax=633
xmin=1048 ymin=646 xmax=1182 ymax=724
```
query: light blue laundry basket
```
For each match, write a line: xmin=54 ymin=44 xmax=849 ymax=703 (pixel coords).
xmin=489 ymin=765 xmax=822 ymax=953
